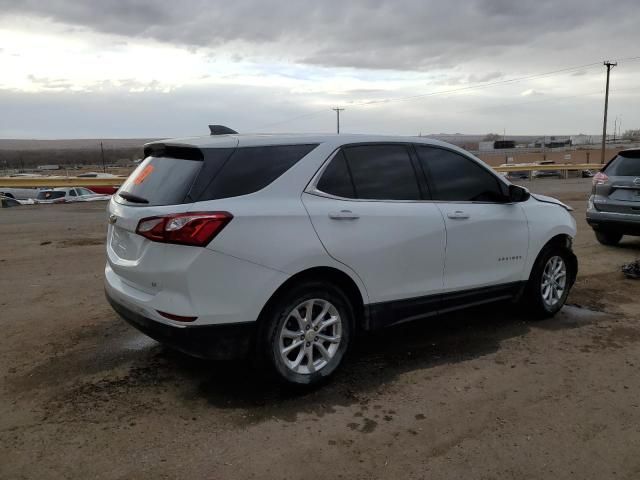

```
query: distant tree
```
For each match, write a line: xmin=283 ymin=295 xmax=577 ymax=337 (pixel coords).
xmin=483 ymin=133 xmax=501 ymax=141
xmin=622 ymin=129 xmax=640 ymax=141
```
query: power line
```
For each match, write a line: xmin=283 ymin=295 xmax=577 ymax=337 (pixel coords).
xmin=345 ymin=62 xmax=604 ymax=108
xmin=452 ymin=90 xmax=604 ymax=114
xmin=250 ymin=56 xmax=640 ymax=131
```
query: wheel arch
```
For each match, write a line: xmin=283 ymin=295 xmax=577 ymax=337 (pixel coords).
xmin=257 ymin=266 xmax=367 ymax=334
xmin=526 ymin=233 xmax=578 ymax=287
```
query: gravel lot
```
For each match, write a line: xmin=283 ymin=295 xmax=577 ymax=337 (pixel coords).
xmin=2 ymin=178 xmax=640 ymax=479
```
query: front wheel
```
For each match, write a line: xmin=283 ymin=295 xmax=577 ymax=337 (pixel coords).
xmin=261 ymin=281 xmax=353 ymax=387
xmin=522 ymin=245 xmax=576 ymax=319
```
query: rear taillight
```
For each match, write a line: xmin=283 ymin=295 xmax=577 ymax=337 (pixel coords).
xmin=136 ymin=212 xmax=232 ymax=247
xmin=593 ymin=172 xmax=609 ymax=185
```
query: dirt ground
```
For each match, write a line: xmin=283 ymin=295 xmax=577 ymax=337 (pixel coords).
xmin=1 ymin=178 xmax=639 ymax=480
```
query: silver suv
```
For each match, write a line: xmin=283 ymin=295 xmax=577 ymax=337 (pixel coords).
xmin=587 ymin=149 xmax=640 ymax=245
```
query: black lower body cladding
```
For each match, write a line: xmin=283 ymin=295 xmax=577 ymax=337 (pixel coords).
xmin=105 ymin=290 xmax=255 ymax=360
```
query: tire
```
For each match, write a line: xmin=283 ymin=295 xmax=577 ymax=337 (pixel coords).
xmin=260 ymin=281 xmax=353 ymax=387
xmin=595 ymin=230 xmax=623 ymax=246
xmin=522 ymin=244 xmax=577 ymax=319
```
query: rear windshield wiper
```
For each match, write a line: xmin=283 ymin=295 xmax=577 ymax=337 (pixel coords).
xmin=118 ymin=191 xmax=149 ymax=204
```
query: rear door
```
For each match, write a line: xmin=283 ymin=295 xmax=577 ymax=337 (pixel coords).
xmin=595 ymin=152 xmax=640 ymax=215
xmin=415 ymin=145 xmax=529 ymax=293
xmin=303 ymin=144 xmax=446 ymax=306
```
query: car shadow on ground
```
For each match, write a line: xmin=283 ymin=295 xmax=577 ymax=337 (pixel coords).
xmin=154 ymin=303 xmax=599 ymax=423
xmin=12 ymin=303 xmax=603 ymax=426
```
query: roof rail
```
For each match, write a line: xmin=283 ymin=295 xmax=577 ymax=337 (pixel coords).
xmin=209 ymin=125 xmax=238 ymax=135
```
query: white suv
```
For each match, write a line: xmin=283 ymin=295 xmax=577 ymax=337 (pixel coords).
xmin=105 ymin=133 xmax=578 ymax=386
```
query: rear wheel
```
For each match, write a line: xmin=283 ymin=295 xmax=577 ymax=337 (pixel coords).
xmin=261 ymin=281 xmax=353 ymax=387
xmin=522 ymin=245 xmax=576 ymax=319
xmin=595 ymin=230 xmax=623 ymax=246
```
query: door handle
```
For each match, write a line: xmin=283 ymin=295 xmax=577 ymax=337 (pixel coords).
xmin=447 ymin=210 xmax=470 ymax=220
xmin=329 ymin=210 xmax=360 ymax=220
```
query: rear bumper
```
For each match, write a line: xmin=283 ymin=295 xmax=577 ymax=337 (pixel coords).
xmin=106 ymin=289 xmax=255 ymax=359
xmin=586 ymin=209 xmax=640 ymax=235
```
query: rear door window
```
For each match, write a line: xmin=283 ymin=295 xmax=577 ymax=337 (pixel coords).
xmin=342 ymin=144 xmax=421 ymax=200
xmin=316 ymin=151 xmax=356 ymax=198
xmin=605 ymin=152 xmax=640 ymax=176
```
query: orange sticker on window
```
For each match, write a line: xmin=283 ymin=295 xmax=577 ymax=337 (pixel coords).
xmin=133 ymin=164 xmax=154 ymax=185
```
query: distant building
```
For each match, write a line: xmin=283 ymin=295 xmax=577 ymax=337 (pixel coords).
xmin=37 ymin=164 xmax=60 ymax=170
xmin=570 ymin=134 xmax=593 ymax=146
xmin=533 ymin=136 xmax=572 ymax=148
xmin=478 ymin=141 xmax=495 ymax=151
xmin=493 ymin=140 xmax=516 ymax=149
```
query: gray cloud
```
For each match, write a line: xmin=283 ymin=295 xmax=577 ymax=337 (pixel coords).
xmin=1 ymin=0 xmax=638 ymax=70
xmin=2 ymin=80 xmax=637 ymax=139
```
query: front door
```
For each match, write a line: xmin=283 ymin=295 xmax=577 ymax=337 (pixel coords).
xmin=415 ymin=145 xmax=528 ymax=293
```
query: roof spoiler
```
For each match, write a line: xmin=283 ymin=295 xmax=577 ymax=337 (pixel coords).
xmin=209 ymin=125 xmax=238 ymax=135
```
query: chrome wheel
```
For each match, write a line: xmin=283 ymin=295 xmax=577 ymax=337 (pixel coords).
xmin=278 ymin=298 xmax=342 ymax=375
xmin=541 ymin=255 xmax=567 ymax=308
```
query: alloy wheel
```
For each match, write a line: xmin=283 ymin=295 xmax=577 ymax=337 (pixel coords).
xmin=278 ymin=298 xmax=343 ymax=375
xmin=541 ymin=255 xmax=567 ymax=308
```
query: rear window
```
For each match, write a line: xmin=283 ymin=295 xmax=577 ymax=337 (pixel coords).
xmin=605 ymin=152 xmax=640 ymax=176
xmin=117 ymin=156 xmax=203 ymax=206
xmin=37 ymin=191 xmax=66 ymax=200
xmin=116 ymin=143 xmax=318 ymax=206
xmin=197 ymin=144 xmax=318 ymax=200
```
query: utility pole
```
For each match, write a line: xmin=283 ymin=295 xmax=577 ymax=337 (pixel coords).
xmin=613 ymin=116 xmax=618 ymax=142
xmin=100 ymin=141 xmax=106 ymax=173
xmin=601 ymin=61 xmax=617 ymax=163
xmin=332 ymin=107 xmax=345 ymax=134
xmin=618 ymin=116 xmax=622 ymax=141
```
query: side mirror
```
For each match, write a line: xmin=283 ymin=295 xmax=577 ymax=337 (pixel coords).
xmin=508 ymin=184 xmax=530 ymax=203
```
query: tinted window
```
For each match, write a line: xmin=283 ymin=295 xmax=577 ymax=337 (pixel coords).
xmin=68 ymin=189 xmax=77 ymax=197
xmin=116 ymin=156 xmax=202 ymax=206
xmin=316 ymin=151 xmax=356 ymax=198
xmin=343 ymin=145 xmax=420 ymax=200
xmin=200 ymin=144 xmax=318 ymax=200
xmin=37 ymin=191 xmax=66 ymax=200
xmin=605 ymin=153 xmax=640 ymax=176
xmin=416 ymin=146 xmax=505 ymax=202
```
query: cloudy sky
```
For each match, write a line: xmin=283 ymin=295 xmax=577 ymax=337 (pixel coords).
xmin=0 ymin=0 xmax=639 ymax=138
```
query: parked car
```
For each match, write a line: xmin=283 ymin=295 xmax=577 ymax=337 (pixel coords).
xmin=0 ymin=194 xmax=21 ymax=208
xmin=35 ymin=187 xmax=110 ymax=204
xmin=533 ymin=169 xmax=563 ymax=179
xmin=507 ymin=171 xmax=530 ymax=180
xmin=76 ymin=172 xmax=124 ymax=194
xmin=105 ymin=133 xmax=578 ymax=386
xmin=0 ymin=187 xmax=42 ymax=200
xmin=586 ymin=149 xmax=640 ymax=245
